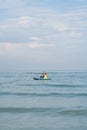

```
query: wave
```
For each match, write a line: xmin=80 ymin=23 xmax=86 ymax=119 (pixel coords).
xmin=0 ymin=107 xmax=87 ymax=116
xmin=17 ymin=82 xmax=85 ymax=88
xmin=0 ymin=107 xmax=56 ymax=113
xmin=0 ymin=91 xmax=87 ymax=97
xmin=47 ymin=84 xmax=83 ymax=88
xmin=59 ymin=109 xmax=87 ymax=116
xmin=0 ymin=81 xmax=86 ymax=88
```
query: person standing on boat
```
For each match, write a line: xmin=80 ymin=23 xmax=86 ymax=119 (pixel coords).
xmin=40 ymin=72 xmax=48 ymax=79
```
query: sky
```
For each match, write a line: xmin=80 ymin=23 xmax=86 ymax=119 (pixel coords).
xmin=0 ymin=0 xmax=87 ymax=71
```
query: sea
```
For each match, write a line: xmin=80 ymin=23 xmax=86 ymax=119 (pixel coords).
xmin=0 ymin=71 xmax=87 ymax=130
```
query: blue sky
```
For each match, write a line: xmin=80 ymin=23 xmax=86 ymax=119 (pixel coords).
xmin=0 ymin=0 xmax=87 ymax=71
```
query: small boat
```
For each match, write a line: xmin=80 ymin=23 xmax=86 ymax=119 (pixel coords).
xmin=33 ymin=78 xmax=51 ymax=80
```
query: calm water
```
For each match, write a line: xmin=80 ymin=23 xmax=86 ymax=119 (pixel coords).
xmin=0 ymin=71 xmax=87 ymax=130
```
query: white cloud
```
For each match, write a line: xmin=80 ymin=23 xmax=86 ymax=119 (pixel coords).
xmin=5 ymin=16 xmax=31 ymax=27
xmin=0 ymin=2 xmax=87 ymax=46
xmin=68 ymin=31 xmax=83 ymax=37
xmin=0 ymin=42 xmax=21 ymax=55
xmin=31 ymin=37 xmax=41 ymax=41
xmin=52 ymin=23 xmax=69 ymax=32
xmin=0 ymin=42 xmax=55 ymax=53
xmin=17 ymin=16 xmax=32 ymax=25
xmin=0 ymin=25 xmax=8 ymax=30
xmin=28 ymin=42 xmax=55 ymax=48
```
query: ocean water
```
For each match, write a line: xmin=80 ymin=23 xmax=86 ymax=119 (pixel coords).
xmin=0 ymin=71 xmax=87 ymax=130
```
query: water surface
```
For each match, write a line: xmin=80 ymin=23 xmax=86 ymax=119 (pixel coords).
xmin=0 ymin=71 xmax=87 ymax=130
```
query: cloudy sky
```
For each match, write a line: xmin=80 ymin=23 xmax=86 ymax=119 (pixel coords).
xmin=0 ymin=0 xmax=87 ymax=71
